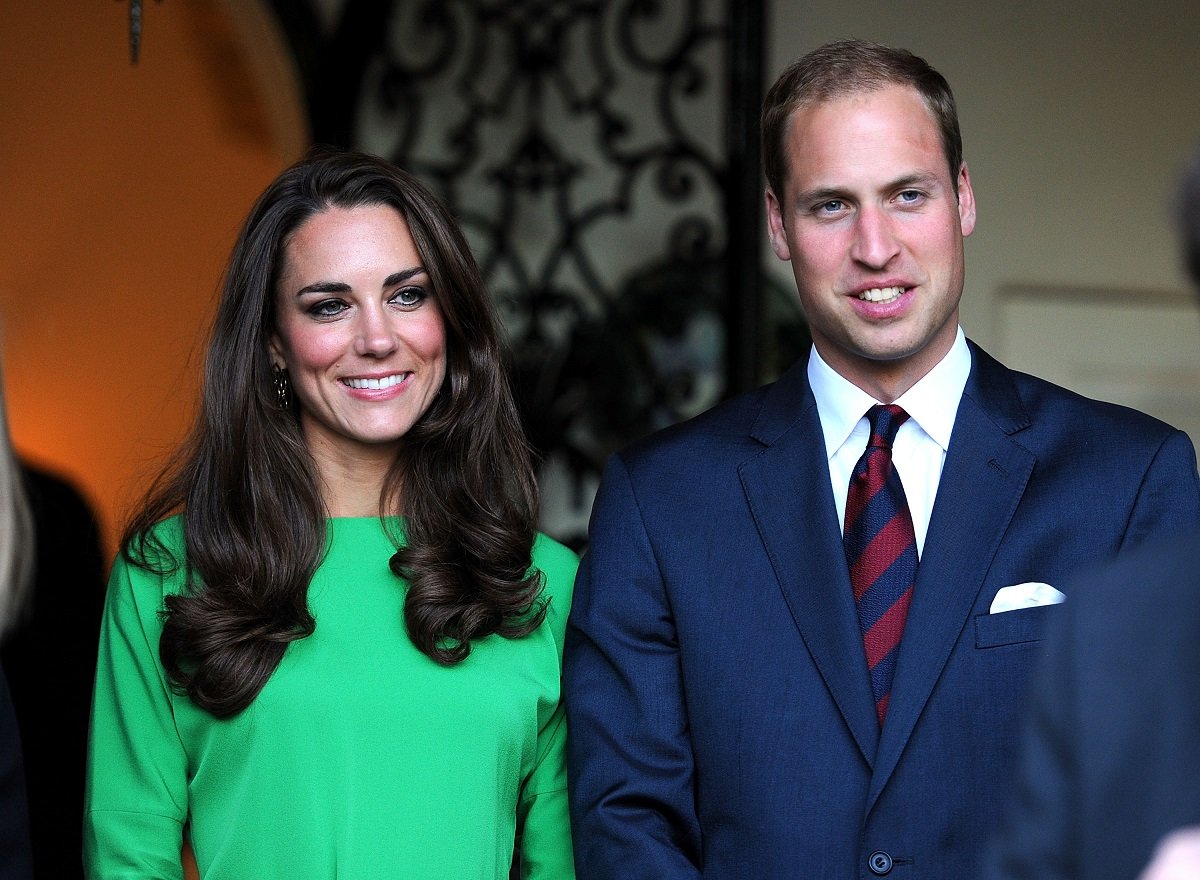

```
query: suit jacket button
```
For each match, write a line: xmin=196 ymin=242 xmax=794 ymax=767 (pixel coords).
xmin=868 ymin=851 xmax=894 ymax=875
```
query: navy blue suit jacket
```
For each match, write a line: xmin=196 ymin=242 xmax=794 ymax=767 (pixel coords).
xmin=985 ymin=531 xmax=1200 ymax=880
xmin=564 ymin=342 xmax=1200 ymax=879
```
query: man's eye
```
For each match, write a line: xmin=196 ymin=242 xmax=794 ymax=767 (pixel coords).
xmin=392 ymin=286 xmax=426 ymax=307
xmin=897 ymin=190 xmax=923 ymax=203
xmin=817 ymin=200 xmax=845 ymax=214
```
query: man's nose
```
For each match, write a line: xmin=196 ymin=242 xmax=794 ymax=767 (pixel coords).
xmin=849 ymin=205 xmax=901 ymax=269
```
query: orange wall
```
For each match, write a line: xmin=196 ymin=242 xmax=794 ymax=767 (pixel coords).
xmin=0 ymin=1 xmax=300 ymax=559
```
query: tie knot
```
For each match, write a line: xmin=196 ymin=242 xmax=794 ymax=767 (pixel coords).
xmin=866 ymin=404 xmax=909 ymax=450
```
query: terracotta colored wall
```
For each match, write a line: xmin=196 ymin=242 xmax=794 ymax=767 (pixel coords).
xmin=0 ymin=1 xmax=303 ymax=559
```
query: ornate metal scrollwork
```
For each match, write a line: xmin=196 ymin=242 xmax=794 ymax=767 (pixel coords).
xmin=272 ymin=0 xmax=787 ymax=543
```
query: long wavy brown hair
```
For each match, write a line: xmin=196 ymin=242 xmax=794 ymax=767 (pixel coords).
xmin=125 ymin=148 xmax=546 ymax=718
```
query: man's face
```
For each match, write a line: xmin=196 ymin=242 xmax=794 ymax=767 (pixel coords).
xmin=765 ymin=84 xmax=976 ymax=400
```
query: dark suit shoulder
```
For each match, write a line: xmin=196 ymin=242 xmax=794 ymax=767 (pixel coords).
xmin=618 ymin=382 xmax=774 ymax=468
xmin=618 ymin=355 xmax=813 ymax=467
xmin=1016 ymin=371 xmax=1178 ymax=436
xmin=967 ymin=342 xmax=1190 ymax=453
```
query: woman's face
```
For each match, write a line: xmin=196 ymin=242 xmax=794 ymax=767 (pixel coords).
xmin=269 ymin=204 xmax=447 ymax=468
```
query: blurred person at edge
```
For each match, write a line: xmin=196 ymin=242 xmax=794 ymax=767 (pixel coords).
xmin=0 ymin=456 xmax=104 ymax=880
xmin=985 ymin=146 xmax=1200 ymax=880
xmin=0 ymin=354 xmax=107 ymax=880
xmin=0 ymin=362 xmax=34 ymax=880
xmin=84 ymin=149 xmax=576 ymax=880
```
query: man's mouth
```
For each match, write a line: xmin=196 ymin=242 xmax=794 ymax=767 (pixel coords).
xmin=857 ymin=286 xmax=905 ymax=304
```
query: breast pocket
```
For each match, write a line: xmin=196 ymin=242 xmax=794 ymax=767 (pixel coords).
xmin=974 ymin=604 xmax=1058 ymax=648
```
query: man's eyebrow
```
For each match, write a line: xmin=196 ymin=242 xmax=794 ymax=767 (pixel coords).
xmin=889 ymin=172 xmax=942 ymax=190
xmin=793 ymin=186 xmax=853 ymax=206
xmin=793 ymin=172 xmax=945 ymax=207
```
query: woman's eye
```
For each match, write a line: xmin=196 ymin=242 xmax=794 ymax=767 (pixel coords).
xmin=308 ymin=299 xmax=347 ymax=318
xmin=391 ymin=286 xmax=426 ymax=307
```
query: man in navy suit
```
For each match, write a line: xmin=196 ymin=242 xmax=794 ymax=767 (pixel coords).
xmin=984 ymin=148 xmax=1200 ymax=880
xmin=564 ymin=39 xmax=1200 ymax=879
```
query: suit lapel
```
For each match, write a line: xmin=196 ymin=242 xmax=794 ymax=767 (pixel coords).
xmin=739 ymin=363 xmax=880 ymax=766
xmin=867 ymin=343 xmax=1036 ymax=811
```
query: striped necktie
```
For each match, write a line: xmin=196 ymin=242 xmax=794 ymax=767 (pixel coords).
xmin=843 ymin=404 xmax=918 ymax=725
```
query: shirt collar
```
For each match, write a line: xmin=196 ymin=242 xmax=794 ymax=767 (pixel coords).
xmin=808 ymin=327 xmax=971 ymax=459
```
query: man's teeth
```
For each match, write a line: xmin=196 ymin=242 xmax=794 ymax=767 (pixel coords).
xmin=858 ymin=286 xmax=905 ymax=303
xmin=345 ymin=374 xmax=405 ymax=390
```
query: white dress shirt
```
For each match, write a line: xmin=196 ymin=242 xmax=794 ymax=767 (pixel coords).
xmin=808 ymin=328 xmax=972 ymax=557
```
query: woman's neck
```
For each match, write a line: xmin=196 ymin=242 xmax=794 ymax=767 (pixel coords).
xmin=305 ymin=438 xmax=402 ymax=518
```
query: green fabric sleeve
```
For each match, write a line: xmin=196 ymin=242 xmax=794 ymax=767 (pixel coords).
xmin=518 ymin=536 xmax=578 ymax=879
xmin=85 ymin=546 xmax=188 ymax=880
xmin=518 ymin=704 xmax=573 ymax=878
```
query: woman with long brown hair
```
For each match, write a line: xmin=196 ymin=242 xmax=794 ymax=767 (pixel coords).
xmin=85 ymin=149 xmax=576 ymax=878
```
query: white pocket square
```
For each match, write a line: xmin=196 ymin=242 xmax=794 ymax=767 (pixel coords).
xmin=989 ymin=582 xmax=1066 ymax=614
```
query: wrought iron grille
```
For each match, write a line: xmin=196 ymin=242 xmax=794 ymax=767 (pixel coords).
xmin=271 ymin=0 xmax=790 ymax=544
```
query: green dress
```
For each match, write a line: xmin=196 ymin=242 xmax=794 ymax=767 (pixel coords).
xmin=85 ymin=516 xmax=577 ymax=879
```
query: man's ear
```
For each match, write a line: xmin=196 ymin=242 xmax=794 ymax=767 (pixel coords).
xmin=956 ymin=162 xmax=977 ymax=237
xmin=765 ymin=187 xmax=792 ymax=261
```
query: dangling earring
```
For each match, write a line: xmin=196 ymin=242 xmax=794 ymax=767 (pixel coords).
xmin=272 ymin=364 xmax=292 ymax=410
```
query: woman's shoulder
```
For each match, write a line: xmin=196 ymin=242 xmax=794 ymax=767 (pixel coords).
xmin=531 ymin=532 xmax=579 ymax=623
xmin=531 ymin=532 xmax=578 ymax=584
xmin=112 ymin=514 xmax=189 ymax=601
xmin=122 ymin=514 xmax=187 ymax=567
